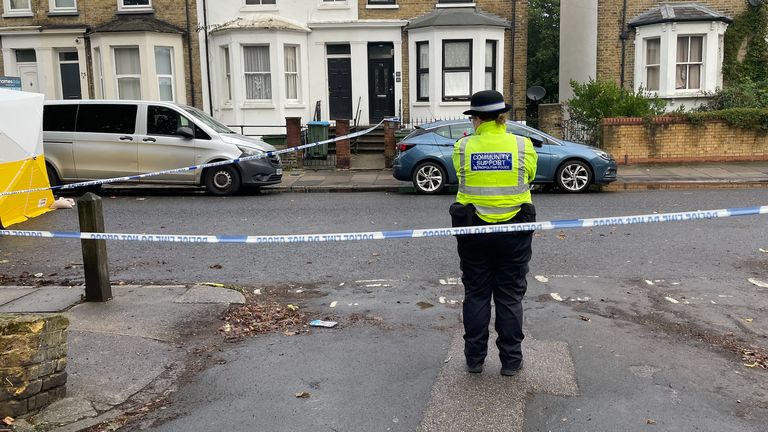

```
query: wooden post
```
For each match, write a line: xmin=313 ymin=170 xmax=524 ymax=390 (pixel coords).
xmin=76 ymin=193 xmax=112 ymax=302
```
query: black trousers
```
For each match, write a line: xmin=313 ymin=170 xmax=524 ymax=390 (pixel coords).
xmin=456 ymin=210 xmax=533 ymax=369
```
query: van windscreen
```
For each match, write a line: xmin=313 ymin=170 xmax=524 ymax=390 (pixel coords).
xmin=76 ymin=104 xmax=137 ymax=134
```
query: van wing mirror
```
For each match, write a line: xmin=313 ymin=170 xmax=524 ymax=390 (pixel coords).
xmin=177 ymin=127 xmax=194 ymax=139
xmin=528 ymin=133 xmax=545 ymax=147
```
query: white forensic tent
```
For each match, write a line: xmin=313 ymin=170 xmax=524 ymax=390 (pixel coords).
xmin=0 ymin=88 xmax=54 ymax=228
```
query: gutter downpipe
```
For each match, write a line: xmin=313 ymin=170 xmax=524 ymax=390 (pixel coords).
xmin=619 ymin=0 xmax=628 ymax=88
xmin=202 ymin=0 xmax=213 ymax=115
xmin=184 ymin=0 xmax=196 ymax=107
xmin=510 ymin=0 xmax=517 ymax=120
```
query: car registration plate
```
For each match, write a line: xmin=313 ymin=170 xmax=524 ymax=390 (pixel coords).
xmin=276 ymin=168 xmax=283 ymax=175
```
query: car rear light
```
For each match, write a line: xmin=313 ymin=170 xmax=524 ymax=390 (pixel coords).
xmin=399 ymin=143 xmax=414 ymax=152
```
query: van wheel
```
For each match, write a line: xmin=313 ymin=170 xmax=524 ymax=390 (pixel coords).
xmin=46 ymin=165 xmax=60 ymax=187
xmin=205 ymin=165 xmax=241 ymax=196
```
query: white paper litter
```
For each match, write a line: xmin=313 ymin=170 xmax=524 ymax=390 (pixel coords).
xmin=438 ymin=296 xmax=446 ymax=304
xmin=535 ymin=275 xmax=549 ymax=283
xmin=664 ymin=297 xmax=679 ymax=304
xmin=329 ymin=301 xmax=338 ymax=308
xmin=550 ymin=293 xmax=564 ymax=302
xmin=748 ymin=278 xmax=768 ymax=289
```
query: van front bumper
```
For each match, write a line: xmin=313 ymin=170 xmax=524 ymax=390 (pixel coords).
xmin=240 ymin=156 xmax=282 ymax=186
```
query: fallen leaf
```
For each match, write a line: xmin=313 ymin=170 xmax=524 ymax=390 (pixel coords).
xmin=579 ymin=315 xmax=591 ymax=322
xmin=759 ymin=248 xmax=767 ymax=253
xmin=295 ymin=391 xmax=310 ymax=398
xmin=283 ymin=330 xmax=297 ymax=336
xmin=2 ymin=417 xmax=13 ymax=425
xmin=744 ymin=362 xmax=758 ymax=368
xmin=646 ymin=419 xmax=656 ymax=425
xmin=0 ymin=260 xmax=8 ymax=264
xmin=372 ymin=252 xmax=380 ymax=257
xmin=287 ymin=304 xmax=299 ymax=311
xmin=534 ymin=275 xmax=549 ymax=283
xmin=745 ymin=318 xmax=753 ymax=323
xmin=417 ymin=301 xmax=434 ymax=309
xmin=664 ymin=297 xmax=679 ymax=304
xmin=202 ymin=282 xmax=225 ymax=287
xmin=34 ymin=272 xmax=43 ymax=278
xmin=550 ymin=293 xmax=564 ymax=302
xmin=748 ymin=278 xmax=768 ymax=289
xmin=557 ymin=231 xmax=567 ymax=240
xmin=221 ymin=323 xmax=232 ymax=333
xmin=209 ymin=264 xmax=223 ymax=269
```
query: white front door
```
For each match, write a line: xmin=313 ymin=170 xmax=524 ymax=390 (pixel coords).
xmin=17 ymin=63 xmax=39 ymax=93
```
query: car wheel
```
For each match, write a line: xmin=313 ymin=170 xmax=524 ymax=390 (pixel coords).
xmin=412 ymin=161 xmax=446 ymax=194
xmin=205 ymin=165 xmax=241 ymax=196
xmin=556 ymin=160 xmax=592 ymax=193
xmin=46 ymin=164 xmax=60 ymax=187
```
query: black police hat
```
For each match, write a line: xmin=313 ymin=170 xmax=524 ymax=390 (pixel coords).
xmin=462 ymin=90 xmax=512 ymax=116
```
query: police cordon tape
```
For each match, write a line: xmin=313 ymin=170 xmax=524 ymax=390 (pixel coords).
xmin=2 ymin=205 xmax=766 ymax=244
xmin=0 ymin=118 xmax=393 ymax=198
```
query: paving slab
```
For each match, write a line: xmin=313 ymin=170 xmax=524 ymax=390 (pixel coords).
xmin=174 ymin=285 xmax=245 ymax=304
xmin=0 ymin=287 xmax=84 ymax=313
xmin=419 ymin=330 xmax=577 ymax=432
xmin=33 ymin=397 xmax=97 ymax=425
xmin=65 ymin=330 xmax=181 ymax=406
xmin=0 ymin=286 xmax=36 ymax=306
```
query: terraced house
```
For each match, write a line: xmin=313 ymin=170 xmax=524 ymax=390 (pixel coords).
xmin=0 ymin=0 xmax=203 ymax=106
xmin=560 ymin=0 xmax=761 ymax=110
xmin=197 ymin=0 xmax=527 ymax=127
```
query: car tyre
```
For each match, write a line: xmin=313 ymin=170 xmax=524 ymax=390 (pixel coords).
xmin=412 ymin=161 xmax=447 ymax=194
xmin=205 ymin=165 xmax=241 ymax=196
xmin=46 ymin=164 xmax=60 ymax=187
xmin=556 ymin=160 xmax=592 ymax=193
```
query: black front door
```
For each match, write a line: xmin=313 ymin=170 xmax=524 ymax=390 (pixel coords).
xmin=368 ymin=43 xmax=395 ymax=123
xmin=328 ymin=58 xmax=352 ymax=120
xmin=59 ymin=51 xmax=82 ymax=100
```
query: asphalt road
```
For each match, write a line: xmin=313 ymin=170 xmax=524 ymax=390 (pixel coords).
xmin=2 ymin=188 xmax=768 ymax=431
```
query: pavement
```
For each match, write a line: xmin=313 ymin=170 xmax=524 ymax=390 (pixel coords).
xmin=2 ymin=160 xmax=767 ymax=431
xmin=265 ymin=161 xmax=768 ymax=193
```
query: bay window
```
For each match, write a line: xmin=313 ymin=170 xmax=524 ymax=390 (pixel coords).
xmin=244 ymin=45 xmax=271 ymax=100
xmin=114 ymin=47 xmax=141 ymax=100
xmin=442 ymin=40 xmax=472 ymax=101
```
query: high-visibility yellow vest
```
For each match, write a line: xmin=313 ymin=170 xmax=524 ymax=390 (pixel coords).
xmin=452 ymin=121 xmax=537 ymax=223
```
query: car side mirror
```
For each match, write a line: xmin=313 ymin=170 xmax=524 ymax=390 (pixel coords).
xmin=528 ymin=133 xmax=545 ymax=148
xmin=177 ymin=127 xmax=194 ymax=139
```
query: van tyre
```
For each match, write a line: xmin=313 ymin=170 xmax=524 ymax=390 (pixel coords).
xmin=46 ymin=164 xmax=60 ymax=187
xmin=556 ymin=160 xmax=592 ymax=193
xmin=412 ymin=161 xmax=447 ymax=194
xmin=205 ymin=165 xmax=241 ymax=196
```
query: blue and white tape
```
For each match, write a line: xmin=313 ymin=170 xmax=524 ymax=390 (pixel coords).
xmin=0 ymin=119 xmax=394 ymax=198
xmin=2 ymin=206 xmax=766 ymax=244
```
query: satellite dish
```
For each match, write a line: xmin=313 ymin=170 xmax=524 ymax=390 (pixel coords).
xmin=748 ymin=0 xmax=763 ymax=7
xmin=526 ymin=86 xmax=546 ymax=102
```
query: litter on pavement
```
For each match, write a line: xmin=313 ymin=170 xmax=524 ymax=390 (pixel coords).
xmin=309 ymin=320 xmax=338 ymax=328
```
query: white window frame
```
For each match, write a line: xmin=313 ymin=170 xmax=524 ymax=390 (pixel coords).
xmin=114 ymin=46 xmax=142 ymax=100
xmin=49 ymin=0 xmax=77 ymax=14
xmin=675 ymin=35 xmax=704 ymax=90
xmin=155 ymin=46 xmax=175 ymax=102
xmin=118 ymin=0 xmax=152 ymax=13
xmin=93 ymin=47 xmax=105 ymax=98
xmin=242 ymin=0 xmax=277 ymax=11
xmin=221 ymin=46 xmax=232 ymax=104
xmin=644 ymin=37 xmax=660 ymax=91
xmin=3 ymin=0 xmax=33 ymax=17
xmin=633 ymin=21 xmax=728 ymax=101
xmin=283 ymin=45 xmax=300 ymax=102
xmin=243 ymin=45 xmax=272 ymax=101
xmin=318 ymin=0 xmax=349 ymax=9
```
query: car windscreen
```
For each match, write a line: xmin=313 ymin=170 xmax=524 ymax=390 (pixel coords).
xmin=181 ymin=105 xmax=232 ymax=134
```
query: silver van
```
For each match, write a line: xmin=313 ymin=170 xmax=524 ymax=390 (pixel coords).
xmin=42 ymin=100 xmax=282 ymax=195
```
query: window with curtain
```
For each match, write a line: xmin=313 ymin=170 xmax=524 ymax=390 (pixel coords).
xmin=120 ymin=0 xmax=150 ymax=7
xmin=222 ymin=47 xmax=232 ymax=102
xmin=114 ymin=47 xmax=141 ymax=100
xmin=676 ymin=36 xmax=703 ymax=90
xmin=51 ymin=0 xmax=76 ymax=12
xmin=9 ymin=0 xmax=32 ymax=12
xmin=442 ymin=40 xmax=472 ymax=101
xmin=244 ymin=46 xmax=271 ymax=100
xmin=645 ymin=38 xmax=660 ymax=91
xmin=416 ymin=41 xmax=429 ymax=101
xmin=284 ymin=45 xmax=299 ymax=101
xmin=246 ymin=0 xmax=275 ymax=4
xmin=155 ymin=47 xmax=174 ymax=101
xmin=485 ymin=40 xmax=496 ymax=91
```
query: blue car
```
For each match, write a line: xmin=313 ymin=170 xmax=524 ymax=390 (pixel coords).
xmin=392 ymin=119 xmax=618 ymax=194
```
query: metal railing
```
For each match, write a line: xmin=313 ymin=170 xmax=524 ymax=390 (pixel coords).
xmin=560 ymin=119 xmax=596 ymax=145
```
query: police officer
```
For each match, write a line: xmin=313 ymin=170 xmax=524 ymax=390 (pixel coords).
xmin=450 ymin=89 xmax=537 ymax=376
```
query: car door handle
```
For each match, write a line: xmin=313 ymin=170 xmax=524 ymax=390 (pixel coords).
xmin=119 ymin=136 xmax=133 ymax=141
xmin=143 ymin=137 xmax=156 ymax=143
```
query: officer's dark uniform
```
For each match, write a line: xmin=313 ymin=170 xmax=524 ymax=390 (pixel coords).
xmin=450 ymin=90 xmax=537 ymax=375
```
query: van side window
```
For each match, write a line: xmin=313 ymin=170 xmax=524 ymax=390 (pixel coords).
xmin=43 ymin=105 xmax=78 ymax=132
xmin=147 ymin=105 xmax=191 ymax=137
xmin=76 ymin=105 xmax=137 ymax=134
xmin=195 ymin=126 xmax=210 ymax=140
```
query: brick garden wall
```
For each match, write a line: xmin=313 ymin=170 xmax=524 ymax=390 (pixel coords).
xmin=1 ymin=314 xmax=69 ymax=418
xmin=601 ymin=117 xmax=768 ymax=164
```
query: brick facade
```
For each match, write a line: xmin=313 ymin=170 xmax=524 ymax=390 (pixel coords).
xmin=359 ymin=0 xmax=527 ymax=121
xmin=596 ymin=0 xmax=746 ymax=89
xmin=601 ymin=116 xmax=768 ymax=163
xmin=0 ymin=0 xmax=203 ymax=108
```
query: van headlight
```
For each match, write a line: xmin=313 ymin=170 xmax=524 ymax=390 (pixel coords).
xmin=237 ymin=145 xmax=263 ymax=157
xmin=592 ymin=149 xmax=612 ymax=161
